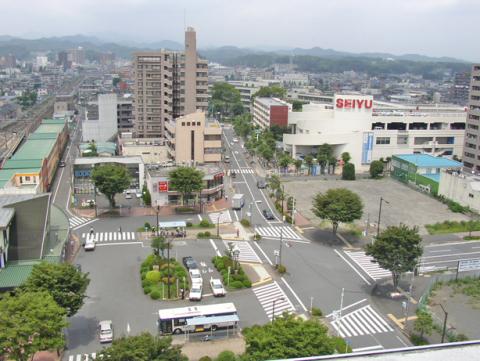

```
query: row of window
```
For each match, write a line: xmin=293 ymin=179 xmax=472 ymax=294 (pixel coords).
xmin=181 ymin=121 xmax=201 ymax=127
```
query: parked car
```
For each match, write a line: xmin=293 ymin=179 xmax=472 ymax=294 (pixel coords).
xmin=81 ymin=199 xmax=95 ymax=208
xmin=257 ymin=179 xmax=267 ymax=189
xmin=209 ymin=278 xmax=226 ymax=297
xmin=84 ymin=238 xmax=96 ymax=251
xmin=189 ymin=269 xmax=203 ymax=285
xmin=189 ymin=283 xmax=203 ymax=301
xmin=98 ymin=320 xmax=114 ymax=343
xmin=182 ymin=256 xmax=198 ymax=270
xmin=136 ymin=192 xmax=142 ymax=198
xmin=232 ymin=138 xmax=239 ymax=143
xmin=58 ymin=161 xmax=66 ymax=168
xmin=125 ymin=192 xmax=133 ymax=199
xmin=262 ymin=209 xmax=275 ymax=220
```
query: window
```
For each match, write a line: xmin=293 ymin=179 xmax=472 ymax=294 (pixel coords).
xmin=25 ymin=176 xmax=31 ymax=181
xmin=181 ymin=122 xmax=185 ymax=126
xmin=187 ymin=122 xmax=191 ymax=126
xmin=469 ymin=193 xmax=474 ymax=198
xmin=197 ymin=122 xmax=201 ymax=126
xmin=397 ymin=136 xmax=408 ymax=145
xmin=376 ymin=137 xmax=390 ymax=145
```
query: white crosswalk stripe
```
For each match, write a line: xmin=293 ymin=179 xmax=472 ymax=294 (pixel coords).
xmin=209 ymin=211 xmax=232 ymax=224
xmin=254 ymin=226 xmax=302 ymax=240
xmin=252 ymin=281 xmax=296 ymax=320
xmin=68 ymin=353 xmax=96 ymax=361
xmin=331 ymin=305 xmax=394 ymax=338
xmin=69 ymin=216 xmax=93 ymax=228
xmin=344 ymin=250 xmax=391 ymax=281
xmin=81 ymin=231 xmax=138 ymax=243
xmin=230 ymin=168 xmax=255 ymax=174
xmin=223 ymin=240 xmax=262 ymax=263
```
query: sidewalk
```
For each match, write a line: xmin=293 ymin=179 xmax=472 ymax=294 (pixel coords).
xmin=178 ymin=336 xmax=245 ymax=361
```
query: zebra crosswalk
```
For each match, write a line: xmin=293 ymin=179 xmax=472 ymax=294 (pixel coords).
xmin=255 ymin=226 xmax=302 ymax=240
xmin=67 ymin=353 xmax=96 ymax=361
xmin=229 ymin=168 xmax=255 ymax=174
xmin=344 ymin=250 xmax=391 ymax=281
xmin=252 ymin=281 xmax=296 ymax=320
xmin=223 ymin=240 xmax=262 ymax=263
xmin=330 ymin=305 xmax=394 ymax=338
xmin=209 ymin=210 xmax=232 ymax=224
xmin=69 ymin=216 xmax=94 ymax=229
xmin=81 ymin=231 xmax=139 ymax=243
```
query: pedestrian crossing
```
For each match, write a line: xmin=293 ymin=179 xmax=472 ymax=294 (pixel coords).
xmin=330 ymin=305 xmax=394 ymax=338
xmin=67 ymin=353 xmax=96 ymax=361
xmin=230 ymin=168 xmax=255 ymax=174
xmin=81 ymin=231 xmax=139 ymax=243
xmin=69 ymin=216 xmax=93 ymax=229
xmin=255 ymin=226 xmax=302 ymax=240
xmin=252 ymin=281 xmax=296 ymax=320
xmin=223 ymin=240 xmax=262 ymax=263
xmin=209 ymin=210 xmax=232 ymax=224
xmin=344 ymin=250 xmax=391 ymax=281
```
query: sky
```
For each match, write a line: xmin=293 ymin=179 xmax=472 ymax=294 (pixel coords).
xmin=1 ymin=0 xmax=479 ymax=61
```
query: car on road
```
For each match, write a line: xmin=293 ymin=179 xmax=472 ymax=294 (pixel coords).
xmin=189 ymin=269 xmax=203 ymax=285
xmin=232 ymin=138 xmax=239 ymax=143
xmin=125 ymin=191 xmax=133 ymax=199
xmin=262 ymin=209 xmax=275 ymax=220
xmin=231 ymin=171 xmax=236 ymax=178
xmin=136 ymin=192 xmax=142 ymax=199
xmin=81 ymin=199 xmax=95 ymax=208
xmin=98 ymin=320 xmax=114 ymax=343
xmin=182 ymin=256 xmax=198 ymax=270
xmin=257 ymin=179 xmax=267 ymax=189
xmin=84 ymin=238 xmax=96 ymax=251
xmin=58 ymin=161 xmax=66 ymax=167
xmin=224 ymin=155 xmax=230 ymax=163
xmin=210 ymin=278 xmax=226 ymax=297
xmin=189 ymin=283 xmax=202 ymax=301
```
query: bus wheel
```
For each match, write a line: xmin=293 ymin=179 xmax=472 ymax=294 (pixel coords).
xmin=173 ymin=328 xmax=182 ymax=335
xmin=211 ymin=325 xmax=218 ymax=331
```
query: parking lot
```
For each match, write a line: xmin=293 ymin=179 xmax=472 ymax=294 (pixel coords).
xmin=283 ymin=177 xmax=468 ymax=234
xmin=65 ymin=237 xmax=267 ymax=358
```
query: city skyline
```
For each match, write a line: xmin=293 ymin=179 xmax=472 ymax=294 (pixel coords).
xmin=1 ymin=0 xmax=479 ymax=61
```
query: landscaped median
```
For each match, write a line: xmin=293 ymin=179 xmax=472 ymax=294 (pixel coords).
xmin=212 ymin=256 xmax=252 ymax=289
xmin=425 ymin=220 xmax=480 ymax=236
xmin=140 ymin=254 xmax=189 ymax=300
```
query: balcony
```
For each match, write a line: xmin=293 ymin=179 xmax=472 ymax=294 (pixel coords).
xmin=204 ymin=153 xmax=221 ymax=163
xmin=204 ymin=140 xmax=222 ymax=148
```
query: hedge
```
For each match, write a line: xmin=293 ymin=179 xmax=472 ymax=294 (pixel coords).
xmin=211 ymin=255 xmax=251 ymax=289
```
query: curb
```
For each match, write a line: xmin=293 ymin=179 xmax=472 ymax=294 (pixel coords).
xmin=252 ymin=277 xmax=273 ymax=287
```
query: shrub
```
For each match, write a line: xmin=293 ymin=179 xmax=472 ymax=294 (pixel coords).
xmin=230 ymin=280 xmax=243 ymax=289
xmin=150 ymin=289 xmax=161 ymax=300
xmin=176 ymin=206 xmax=196 ymax=213
xmin=410 ymin=334 xmax=429 ymax=346
xmin=448 ymin=333 xmax=469 ymax=342
xmin=204 ymin=231 xmax=211 ymax=237
xmin=254 ymin=234 xmax=262 ymax=241
xmin=215 ymin=351 xmax=237 ymax=361
xmin=369 ymin=160 xmax=384 ymax=179
xmin=331 ymin=336 xmax=352 ymax=353
xmin=143 ymin=285 xmax=152 ymax=294
xmin=240 ymin=219 xmax=250 ymax=227
xmin=197 ymin=232 xmax=205 ymax=238
xmin=199 ymin=219 xmax=212 ymax=227
xmin=144 ymin=222 xmax=151 ymax=230
xmin=277 ymin=264 xmax=287 ymax=274
xmin=342 ymin=163 xmax=355 ymax=180
xmin=186 ymin=221 xmax=193 ymax=227
xmin=199 ymin=357 xmax=212 ymax=361
xmin=242 ymin=279 xmax=252 ymax=288
xmin=145 ymin=270 xmax=161 ymax=283
xmin=311 ymin=307 xmax=323 ymax=317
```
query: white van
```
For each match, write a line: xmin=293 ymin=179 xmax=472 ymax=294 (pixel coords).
xmin=84 ymin=238 xmax=96 ymax=251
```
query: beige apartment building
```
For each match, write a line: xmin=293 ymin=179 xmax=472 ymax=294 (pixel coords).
xmin=133 ymin=27 xmax=208 ymax=138
xmin=463 ymin=64 xmax=480 ymax=171
xmin=165 ymin=111 xmax=222 ymax=163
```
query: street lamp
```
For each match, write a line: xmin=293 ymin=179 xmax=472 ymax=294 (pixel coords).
xmin=376 ymin=196 xmax=390 ymax=237
xmin=155 ymin=205 xmax=160 ymax=237
xmin=167 ymin=236 xmax=172 ymax=299
xmin=277 ymin=228 xmax=284 ymax=268
xmin=272 ymin=297 xmax=285 ymax=323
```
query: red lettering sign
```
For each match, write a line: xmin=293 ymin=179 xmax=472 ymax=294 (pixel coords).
xmin=158 ymin=181 xmax=168 ymax=192
xmin=336 ymin=98 xmax=373 ymax=109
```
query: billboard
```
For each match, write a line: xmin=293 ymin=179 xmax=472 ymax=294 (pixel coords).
xmin=361 ymin=132 xmax=374 ymax=164
xmin=458 ymin=258 xmax=480 ymax=272
xmin=158 ymin=181 xmax=168 ymax=192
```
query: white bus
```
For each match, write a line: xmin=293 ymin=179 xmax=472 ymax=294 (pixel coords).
xmin=158 ymin=303 xmax=239 ymax=335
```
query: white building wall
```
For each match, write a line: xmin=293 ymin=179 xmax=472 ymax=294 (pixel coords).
xmin=438 ymin=171 xmax=480 ymax=213
xmin=82 ymin=94 xmax=118 ymax=142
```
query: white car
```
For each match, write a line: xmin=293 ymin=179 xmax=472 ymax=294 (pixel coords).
xmin=189 ymin=283 xmax=202 ymax=301
xmin=84 ymin=238 xmax=96 ymax=251
xmin=98 ymin=320 xmax=114 ymax=343
xmin=210 ymin=278 xmax=226 ymax=297
xmin=232 ymin=138 xmax=239 ymax=143
xmin=189 ymin=269 xmax=203 ymax=285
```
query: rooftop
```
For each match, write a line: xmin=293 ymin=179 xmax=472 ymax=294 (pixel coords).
xmin=74 ymin=156 xmax=143 ymax=165
xmin=0 ymin=261 xmax=38 ymax=289
xmin=11 ymin=138 xmax=56 ymax=161
xmin=394 ymin=154 xmax=462 ymax=168
xmin=256 ymin=97 xmax=289 ymax=107
xmin=147 ymin=164 xmax=222 ymax=178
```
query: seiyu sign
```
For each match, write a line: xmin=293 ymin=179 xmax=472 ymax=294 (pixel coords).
xmin=458 ymin=258 xmax=480 ymax=272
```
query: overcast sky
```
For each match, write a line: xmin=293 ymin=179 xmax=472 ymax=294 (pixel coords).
xmin=1 ymin=0 xmax=479 ymax=61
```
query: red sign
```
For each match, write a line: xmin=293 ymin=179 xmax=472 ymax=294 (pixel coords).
xmin=158 ymin=181 xmax=168 ymax=192
xmin=336 ymin=98 xmax=373 ymax=109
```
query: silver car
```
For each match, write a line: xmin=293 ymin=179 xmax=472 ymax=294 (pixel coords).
xmin=98 ymin=320 xmax=113 ymax=343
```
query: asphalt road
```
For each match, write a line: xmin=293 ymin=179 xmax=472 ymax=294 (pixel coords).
xmin=420 ymin=240 xmax=480 ymax=271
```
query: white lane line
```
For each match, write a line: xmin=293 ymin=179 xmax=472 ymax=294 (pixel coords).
xmin=326 ymin=298 xmax=368 ymax=318
xmin=96 ymin=242 xmax=143 ymax=247
xmin=233 ymin=210 xmax=239 ymax=222
xmin=422 ymin=251 xmax=480 ymax=259
xmin=429 ymin=249 xmax=451 ymax=253
xmin=353 ymin=345 xmax=384 ymax=352
xmin=72 ymin=218 xmax=97 ymax=230
xmin=396 ymin=335 xmax=408 ymax=347
xmin=425 ymin=240 xmax=480 ymax=247
xmin=253 ymin=241 xmax=273 ymax=266
xmin=472 ymin=246 xmax=480 ymax=249
xmin=334 ymin=249 xmax=372 ymax=286
xmin=209 ymin=239 xmax=221 ymax=257
xmin=281 ymin=277 xmax=307 ymax=312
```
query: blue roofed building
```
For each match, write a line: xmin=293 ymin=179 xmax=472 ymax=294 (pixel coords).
xmin=391 ymin=154 xmax=462 ymax=195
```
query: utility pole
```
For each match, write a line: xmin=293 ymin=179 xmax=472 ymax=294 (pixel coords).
xmin=291 ymin=197 xmax=296 ymax=226
xmin=156 ymin=206 xmax=160 ymax=237
xmin=339 ymin=288 xmax=345 ymax=319
xmin=377 ymin=197 xmax=389 ymax=237
xmin=278 ymin=228 xmax=283 ymax=268
xmin=167 ymin=237 xmax=171 ymax=299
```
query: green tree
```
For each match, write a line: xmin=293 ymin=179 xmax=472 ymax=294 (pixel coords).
xmin=151 ymin=236 xmax=170 ymax=257
xmin=291 ymin=100 xmax=304 ymax=111
xmin=253 ymin=85 xmax=286 ymax=99
xmin=341 ymin=152 xmax=351 ymax=164
xmin=98 ymin=333 xmax=187 ymax=361
xmin=211 ymin=82 xmax=244 ymax=118
xmin=16 ymin=90 xmax=37 ymax=110
xmin=112 ymin=77 xmax=121 ymax=88
xmin=84 ymin=141 xmax=98 ymax=157
xmin=304 ymin=155 xmax=314 ymax=175
xmin=242 ymin=313 xmax=349 ymax=361
xmin=142 ymin=184 xmax=151 ymax=206
xmin=267 ymin=174 xmax=281 ymax=192
xmin=91 ymin=164 xmax=131 ymax=208
xmin=365 ymin=224 xmax=423 ymax=288
xmin=369 ymin=160 xmax=384 ymax=178
xmin=22 ymin=262 xmax=90 ymax=317
xmin=168 ymin=166 xmax=204 ymax=205
xmin=311 ymin=188 xmax=363 ymax=234
xmin=279 ymin=155 xmax=292 ymax=172
xmin=342 ymin=163 xmax=356 ymax=180
xmin=215 ymin=350 xmax=237 ymax=361
xmin=328 ymin=156 xmax=337 ymax=174
xmin=294 ymin=159 xmax=303 ymax=174
xmin=414 ymin=309 xmax=433 ymax=338
xmin=317 ymin=144 xmax=333 ymax=175
xmin=0 ymin=291 xmax=67 ymax=361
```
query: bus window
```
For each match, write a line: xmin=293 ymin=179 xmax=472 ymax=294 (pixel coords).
xmin=174 ymin=318 xmax=187 ymax=326
xmin=159 ymin=319 xmax=172 ymax=334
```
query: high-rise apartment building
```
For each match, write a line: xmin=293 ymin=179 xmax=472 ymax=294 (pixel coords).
xmin=133 ymin=27 xmax=208 ymax=138
xmin=462 ymin=64 xmax=480 ymax=171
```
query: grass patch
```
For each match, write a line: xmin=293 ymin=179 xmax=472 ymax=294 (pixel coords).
xmin=425 ymin=220 xmax=480 ymax=235
xmin=464 ymin=236 xmax=480 ymax=241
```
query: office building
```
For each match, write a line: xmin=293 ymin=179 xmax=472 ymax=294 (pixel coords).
xmin=252 ymin=97 xmax=291 ymax=129
xmin=462 ymin=64 xmax=480 ymax=171
xmin=450 ymin=71 xmax=470 ymax=105
xmin=133 ymin=27 xmax=208 ymax=138
xmin=82 ymin=94 xmax=118 ymax=142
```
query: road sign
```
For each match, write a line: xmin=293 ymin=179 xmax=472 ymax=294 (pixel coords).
xmin=458 ymin=258 xmax=480 ymax=272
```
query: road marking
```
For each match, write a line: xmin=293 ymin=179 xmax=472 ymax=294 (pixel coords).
xmin=253 ymin=241 xmax=273 ymax=266
xmin=344 ymin=250 xmax=391 ymax=281
xmin=326 ymin=299 xmax=368 ymax=318
xmin=472 ymin=246 xmax=480 ymax=249
xmin=422 ymin=250 xmax=480 ymax=259
xmin=223 ymin=240 xmax=262 ymax=263
xmin=96 ymin=242 xmax=143 ymax=247
xmin=209 ymin=239 xmax=221 ymax=257
xmin=334 ymin=249 xmax=372 ymax=285
xmin=330 ymin=305 xmax=393 ymax=338
xmin=425 ymin=240 xmax=480 ymax=247
xmin=233 ymin=210 xmax=239 ymax=222
xmin=252 ymin=281 xmax=296 ymax=320
xmin=352 ymin=345 xmax=384 ymax=352
xmin=68 ymin=353 xmax=96 ymax=361
xmin=429 ymin=249 xmax=451 ymax=253
xmin=396 ymin=335 xmax=408 ymax=347
xmin=281 ymin=277 xmax=307 ymax=312
xmin=255 ymin=226 xmax=303 ymax=240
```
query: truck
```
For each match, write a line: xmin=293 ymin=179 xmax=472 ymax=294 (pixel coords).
xmin=231 ymin=194 xmax=245 ymax=210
